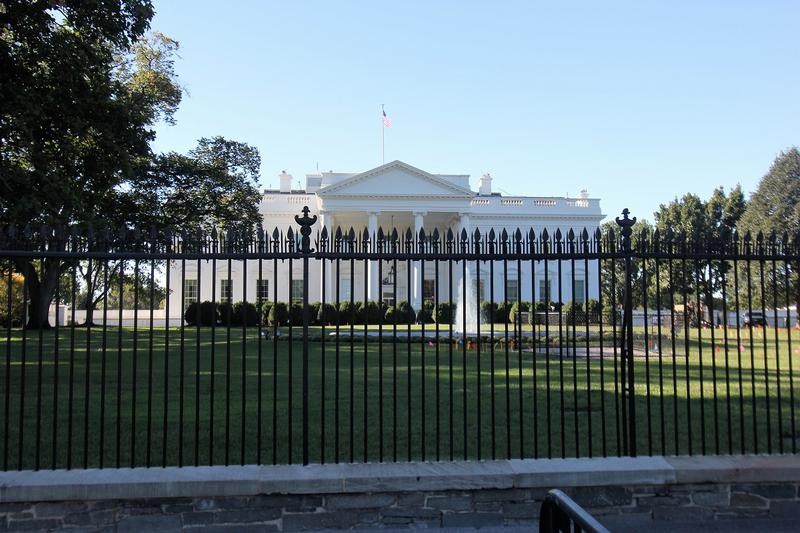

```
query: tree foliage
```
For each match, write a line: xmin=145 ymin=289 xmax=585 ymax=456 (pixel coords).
xmin=1 ymin=2 xmax=263 ymax=327
xmin=737 ymin=148 xmax=800 ymax=311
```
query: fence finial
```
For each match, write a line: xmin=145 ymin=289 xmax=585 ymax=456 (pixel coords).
xmin=615 ymin=208 xmax=637 ymax=252
xmin=294 ymin=206 xmax=317 ymax=253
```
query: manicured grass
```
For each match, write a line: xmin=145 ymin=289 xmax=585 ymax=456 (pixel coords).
xmin=0 ymin=322 xmax=797 ymax=470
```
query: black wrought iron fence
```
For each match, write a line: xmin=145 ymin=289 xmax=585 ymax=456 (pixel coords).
xmin=0 ymin=207 xmax=797 ymax=470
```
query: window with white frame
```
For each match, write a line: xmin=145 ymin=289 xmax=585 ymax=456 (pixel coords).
xmin=539 ymin=279 xmax=551 ymax=303
xmin=183 ymin=279 xmax=198 ymax=307
xmin=291 ymin=279 xmax=303 ymax=305
xmin=573 ymin=278 xmax=585 ymax=304
xmin=423 ymin=279 xmax=436 ymax=305
xmin=505 ymin=278 xmax=519 ymax=301
xmin=220 ymin=279 xmax=233 ymax=303
xmin=257 ymin=279 xmax=269 ymax=301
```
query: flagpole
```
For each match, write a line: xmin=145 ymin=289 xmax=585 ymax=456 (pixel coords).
xmin=381 ymin=104 xmax=385 ymax=164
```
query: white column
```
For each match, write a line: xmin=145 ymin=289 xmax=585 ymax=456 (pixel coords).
xmin=319 ymin=210 xmax=332 ymax=302
xmin=367 ymin=212 xmax=379 ymax=302
xmin=412 ymin=211 xmax=425 ymax=310
xmin=458 ymin=212 xmax=471 ymax=238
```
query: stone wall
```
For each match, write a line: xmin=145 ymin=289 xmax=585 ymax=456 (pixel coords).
xmin=1 ymin=482 xmax=799 ymax=531
xmin=0 ymin=456 xmax=798 ymax=531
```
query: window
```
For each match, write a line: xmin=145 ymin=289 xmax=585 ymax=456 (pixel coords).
xmin=382 ymin=288 xmax=395 ymax=307
xmin=220 ymin=279 xmax=233 ymax=303
xmin=573 ymin=278 xmax=585 ymax=304
xmin=184 ymin=279 xmax=198 ymax=307
xmin=505 ymin=279 xmax=519 ymax=301
xmin=423 ymin=279 xmax=436 ymax=305
xmin=291 ymin=279 xmax=303 ymax=305
xmin=257 ymin=279 xmax=269 ymax=301
xmin=539 ymin=279 xmax=551 ymax=303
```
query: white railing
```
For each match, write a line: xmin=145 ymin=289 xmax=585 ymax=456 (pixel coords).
xmin=469 ymin=197 xmax=599 ymax=211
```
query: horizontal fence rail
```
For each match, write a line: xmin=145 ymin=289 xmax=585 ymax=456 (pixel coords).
xmin=0 ymin=207 xmax=798 ymax=469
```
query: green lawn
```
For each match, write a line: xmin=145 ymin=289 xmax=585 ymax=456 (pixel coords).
xmin=0 ymin=322 xmax=797 ymax=470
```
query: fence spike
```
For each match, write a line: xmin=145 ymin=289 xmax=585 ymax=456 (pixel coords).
xmin=460 ymin=228 xmax=468 ymax=242
xmin=567 ymin=228 xmax=575 ymax=242
xmin=432 ymin=227 xmax=439 ymax=242
xmin=541 ymin=227 xmax=549 ymax=241
xmin=488 ymin=228 xmax=496 ymax=242
xmin=446 ymin=227 xmax=454 ymax=243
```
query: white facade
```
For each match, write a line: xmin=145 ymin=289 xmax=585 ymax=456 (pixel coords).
xmin=167 ymin=160 xmax=605 ymax=316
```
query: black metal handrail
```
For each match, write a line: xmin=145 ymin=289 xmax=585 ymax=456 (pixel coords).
xmin=539 ymin=489 xmax=610 ymax=533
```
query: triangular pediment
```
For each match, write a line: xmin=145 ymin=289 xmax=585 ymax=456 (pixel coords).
xmin=318 ymin=160 xmax=474 ymax=198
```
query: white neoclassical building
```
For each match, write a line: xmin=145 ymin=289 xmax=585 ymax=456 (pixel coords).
xmin=168 ymin=160 xmax=605 ymax=317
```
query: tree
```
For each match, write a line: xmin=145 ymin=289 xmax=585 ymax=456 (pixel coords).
xmin=1 ymin=3 xmax=263 ymax=327
xmin=737 ymin=148 xmax=800 ymax=311
xmin=1 ymin=1 xmax=167 ymax=328
xmin=599 ymin=219 xmax=652 ymax=312
xmin=653 ymin=187 xmax=745 ymax=318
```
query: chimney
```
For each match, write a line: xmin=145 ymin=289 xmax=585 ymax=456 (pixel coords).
xmin=479 ymin=173 xmax=492 ymax=196
xmin=279 ymin=171 xmax=292 ymax=193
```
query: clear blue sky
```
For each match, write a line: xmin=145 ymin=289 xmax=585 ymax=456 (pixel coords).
xmin=150 ymin=0 xmax=799 ymax=223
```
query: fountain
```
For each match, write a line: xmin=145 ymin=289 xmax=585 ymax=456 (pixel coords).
xmin=453 ymin=264 xmax=480 ymax=336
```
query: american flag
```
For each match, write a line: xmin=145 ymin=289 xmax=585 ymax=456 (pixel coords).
xmin=382 ymin=108 xmax=392 ymax=128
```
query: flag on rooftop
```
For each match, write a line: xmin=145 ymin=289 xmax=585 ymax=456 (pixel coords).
xmin=382 ymin=108 xmax=392 ymax=128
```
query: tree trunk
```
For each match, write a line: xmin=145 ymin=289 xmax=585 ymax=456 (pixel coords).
xmin=16 ymin=258 xmax=62 ymax=329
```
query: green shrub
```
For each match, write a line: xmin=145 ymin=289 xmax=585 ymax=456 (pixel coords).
xmin=385 ymin=300 xmax=415 ymax=324
xmin=563 ymin=301 xmax=585 ymax=324
xmin=184 ymin=301 xmax=219 ymax=326
xmin=289 ymin=303 xmax=303 ymax=325
xmin=218 ymin=302 xmax=235 ymax=326
xmin=317 ymin=303 xmax=339 ymax=325
xmin=184 ymin=302 xmax=199 ymax=326
xmin=494 ymin=301 xmax=512 ymax=323
xmin=434 ymin=302 xmax=455 ymax=324
xmin=261 ymin=301 xmax=273 ymax=325
xmin=309 ymin=302 xmax=322 ymax=325
xmin=268 ymin=302 xmax=289 ymax=326
xmin=232 ymin=301 xmax=258 ymax=326
xmin=355 ymin=301 xmax=383 ymax=324
xmin=338 ymin=301 xmax=357 ymax=325
xmin=585 ymin=299 xmax=602 ymax=324
xmin=508 ymin=301 xmax=530 ymax=324
xmin=416 ymin=307 xmax=434 ymax=324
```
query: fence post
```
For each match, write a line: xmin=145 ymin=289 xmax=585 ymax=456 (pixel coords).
xmin=616 ymin=208 xmax=637 ymax=456
xmin=295 ymin=206 xmax=317 ymax=465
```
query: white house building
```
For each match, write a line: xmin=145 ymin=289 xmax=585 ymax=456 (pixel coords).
xmin=167 ymin=160 xmax=605 ymax=317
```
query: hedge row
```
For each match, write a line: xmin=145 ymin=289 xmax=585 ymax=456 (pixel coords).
xmin=184 ymin=300 xmax=456 ymax=327
xmin=184 ymin=299 xmax=610 ymax=327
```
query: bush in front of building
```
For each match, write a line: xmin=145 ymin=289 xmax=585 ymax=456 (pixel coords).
xmin=317 ymin=302 xmax=339 ymax=325
xmin=585 ymin=299 xmax=602 ymax=324
xmin=184 ymin=301 xmax=220 ymax=326
xmin=268 ymin=302 xmax=289 ymax=326
xmin=384 ymin=300 xmax=415 ymax=324
xmin=289 ymin=303 xmax=303 ymax=325
xmin=508 ymin=301 xmax=531 ymax=324
xmin=338 ymin=301 xmax=357 ymax=325
xmin=434 ymin=302 xmax=454 ymax=324
xmin=218 ymin=302 xmax=235 ymax=326
xmin=562 ymin=301 xmax=585 ymax=324
xmin=261 ymin=301 xmax=272 ymax=325
xmin=355 ymin=301 xmax=383 ymax=324
xmin=309 ymin=302 xmax=322 ymax=325
xmin=416 ymin=305 xmax=434 ymax=324
xmin=232 ymin=301 xmax=259 ymax=326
